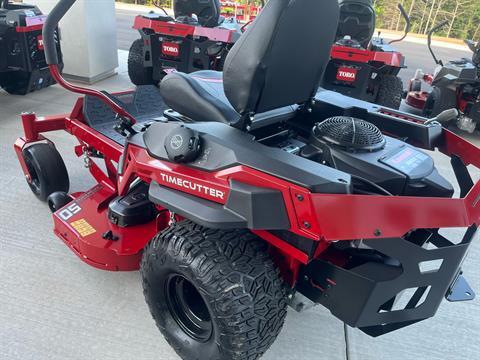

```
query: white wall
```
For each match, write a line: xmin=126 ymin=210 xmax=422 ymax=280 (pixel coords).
xmin=30 ymin=0 xmax=118 ymax=83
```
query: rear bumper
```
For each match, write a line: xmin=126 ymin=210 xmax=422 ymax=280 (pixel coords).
xmin=297 ymin=227 xmax=476 ymax=336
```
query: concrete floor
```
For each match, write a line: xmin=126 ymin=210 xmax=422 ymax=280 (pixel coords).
xmin=0 ymin=52 xmax=479 ymax=360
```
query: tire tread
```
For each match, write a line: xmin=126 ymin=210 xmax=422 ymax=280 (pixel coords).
xmin=141 ymin=220 xmax=287 ymax=360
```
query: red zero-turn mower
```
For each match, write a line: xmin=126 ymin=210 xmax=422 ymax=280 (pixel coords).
xmin=15 ymin=0 xmax=479 ymax=359
xmin=405 ymin=20 xmax=480 ymax=133
xmin=322 ymin=0 xmax=410 ymax=109
xmin=0 ymin=0 xmax=62 ymax=94
xmin=128 ymin=0 xmax=241 ymax=86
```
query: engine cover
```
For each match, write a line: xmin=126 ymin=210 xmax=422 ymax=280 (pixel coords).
xmin=306 ymin=117 xmax=454 ymax=197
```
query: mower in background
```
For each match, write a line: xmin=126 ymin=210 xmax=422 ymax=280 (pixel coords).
xmin=0 ymin=0 xmax=62 ymax=94
xmin=127 ymin=0 xmax=241 ymax=86
xmin=16 ymin=0 xmax=479 ymax=359
xmin=405 ymin=21 xmax=480 ymax=133
xmin=322 ymin=0 xmax=410 ymax=109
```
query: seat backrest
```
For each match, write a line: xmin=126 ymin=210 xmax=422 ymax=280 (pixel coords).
xmin=473 ymin=43 xmax=480 ymax=66
xmin=223 ymin=0 xmax=340 ymax=116
xmin=336 ymin=0 xmax=375 ymax=49
xmin=173 ymin=0 xmax=221 ymax=28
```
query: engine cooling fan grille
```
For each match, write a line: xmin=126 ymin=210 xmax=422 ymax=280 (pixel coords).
xmin=314 ymin=116 xmax=385 ymax=151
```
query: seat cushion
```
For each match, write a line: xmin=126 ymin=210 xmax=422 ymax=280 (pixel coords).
xmin=160 ymin=70 xmax=241 ymax=126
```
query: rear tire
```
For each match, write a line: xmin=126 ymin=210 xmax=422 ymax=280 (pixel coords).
xmin=128 ymin=39 xmax=155 ymax=86
xmin=423 ymin=85 xmax=459 ymax=122
xmin=141 ymin=220 xmax=287 ymax=360
xmin=1 ymin=71 xmax=30 ymax=95
xmin=22 ymin=143 xmax=69 ymax=201
xmin=376 ymin=75 xmax=404 ymax=109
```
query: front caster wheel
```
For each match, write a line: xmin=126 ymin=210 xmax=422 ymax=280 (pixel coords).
xmin=141 ymin=220 xmax=287 ymax=360
xmin=22 ymin=143 xmax=69 ymax=201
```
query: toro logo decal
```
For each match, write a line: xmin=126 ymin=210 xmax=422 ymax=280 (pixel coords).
xmin=170 ymin=135 xmax=184 ymax=150
xmin=162 ymin=42 xmax=180 ymax=57
xmin=37 ymin=35 xmax=44 ymax=50
xmin=336 ymin=67 xmax=357 ymax=82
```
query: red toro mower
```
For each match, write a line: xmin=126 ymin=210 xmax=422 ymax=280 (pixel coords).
xmin=0 ymin=0 xmax=62 ymax=94
xmin=15 ymin=0 xmax=479 ymax=359
xmin=322 ymin=0 xmax=410 ymax=109
xmin=127 ymin=0 xmax=241 ymax=86
xmin=405 ymin=20 xmax=480 ymax=133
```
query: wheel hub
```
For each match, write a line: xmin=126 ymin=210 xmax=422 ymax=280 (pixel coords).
xmin=165 ymin=274 xmax=213 ymax=342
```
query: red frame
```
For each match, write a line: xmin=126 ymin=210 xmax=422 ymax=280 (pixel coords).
xmin=15 ymin=24 xmax=44 ymax=33
xmin=13 ymin=74 xmax=480 ymax=284
xmin=331 ymin=44 xmax=404 ymax=68
xmin=15 ymin=14 xmax=46 ymax=33
xmin=133 ymin=15 xmax=238 ymax=43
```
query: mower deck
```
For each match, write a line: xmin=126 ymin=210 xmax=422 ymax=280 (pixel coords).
xmin=53 ymin=184 xmax=156 ymax=271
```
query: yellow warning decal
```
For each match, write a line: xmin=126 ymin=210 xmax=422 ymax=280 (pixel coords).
xmin=70 ymin=219 xmax=96 ymax=237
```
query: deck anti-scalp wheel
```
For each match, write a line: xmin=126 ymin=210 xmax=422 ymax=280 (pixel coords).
xmin=22 ymin=143 xmax=69 ymax=201
xmin=47 ymin=191 xmax=73 ymax=213
xmin=141 ymin=220 xmax=287 ymax=360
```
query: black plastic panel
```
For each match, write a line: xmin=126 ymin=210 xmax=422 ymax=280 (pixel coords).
xmin=297 ymin=227 xmax=476 ymax=336
xmin=108 ymin=182 xmax=157 ymax=227
xmin=148 ymin=179 xmax=291 ymax=230
xmin=144 ymin=121 xmax=352 ymax=194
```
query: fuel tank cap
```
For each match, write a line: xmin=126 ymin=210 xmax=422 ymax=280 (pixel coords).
xmin=164 ymin=125 xmax=202 ymax=163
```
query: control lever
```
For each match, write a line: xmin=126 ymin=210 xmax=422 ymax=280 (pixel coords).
xmin=114 ymin=114 xmax=137 ymax=136
xmin=424 ymin=108 xmax=459 ymax=125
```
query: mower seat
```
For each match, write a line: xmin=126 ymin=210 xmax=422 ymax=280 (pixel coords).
xmin=161 ymin=70 xmax=299 ymax=128
xmin=161 ymin=70 xmax=240 ymax=125
xmin=173 ymin=0 xmax=221 ymax=28
xmin=336 ymin=0 xmax=375 ymax=49
xmin=142 ymin=12 xmax=175 ymax=22
xmin=160 ymin=0 xmax=340 ymax=129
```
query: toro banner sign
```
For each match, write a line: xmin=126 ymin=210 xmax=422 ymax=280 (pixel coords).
xmin=162 ymin=42 xmax=180 ymax=57
xmin=336 ymin=66 xmax=357 ymax=82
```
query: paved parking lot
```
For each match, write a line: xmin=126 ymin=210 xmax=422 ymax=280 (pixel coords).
xmin=1 ymin=47 xmax=480 ymax=360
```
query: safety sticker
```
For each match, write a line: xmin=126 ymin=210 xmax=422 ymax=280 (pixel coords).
xmin=70 ymin=219 xmax=96 ymax=237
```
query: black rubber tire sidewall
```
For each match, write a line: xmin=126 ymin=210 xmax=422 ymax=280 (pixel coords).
xmin=141 ymin=221 xmax=287 ymax=360
xmin=1 ymin=71 xmax=30 ymax=95
xmin=47 ymin=192 xmax=73 ymax=213
xmin=142 ymin=254 xmax=221 ymax=359
xmin=376 ymin=75 xmax=404 ymax=110
xmin=128 ymin=39 xmax=155 ymax=86
xmin=22 ymin=143 xmax=69 ymax=202
xmin=422 ymin=86 xmax=457 ymax=119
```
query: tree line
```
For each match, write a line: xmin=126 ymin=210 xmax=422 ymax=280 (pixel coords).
xmin=374 ymin=0 xmax=480 ymax=40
